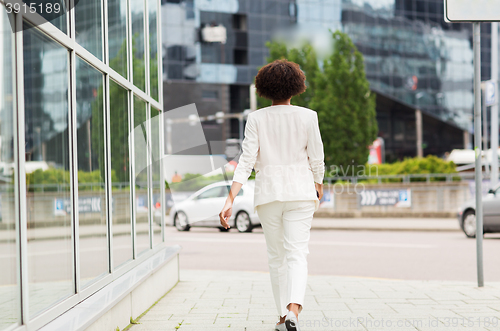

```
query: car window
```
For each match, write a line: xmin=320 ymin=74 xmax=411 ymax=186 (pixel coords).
xmin=225 ymin=185 xmax=243 ymax=197
xmin=197 ymin=186 xmax=223 ymax=199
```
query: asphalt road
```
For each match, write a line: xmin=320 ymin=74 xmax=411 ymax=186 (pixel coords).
xmin=2 ymin=222 xmax=499 ymax=285
xmin=165 ymin=225 xmax=500 ymax=282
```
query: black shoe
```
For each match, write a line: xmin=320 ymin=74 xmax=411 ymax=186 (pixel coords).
xmin=285 ymin=311 xmax=299 ymax=331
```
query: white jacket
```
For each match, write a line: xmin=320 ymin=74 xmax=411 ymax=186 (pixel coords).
xmin=232 ymin=105 xmax=325 ymax=212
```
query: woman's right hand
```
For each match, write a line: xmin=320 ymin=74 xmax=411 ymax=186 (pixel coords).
xmin=219 ymin=200 xmax=233 ymax=229
xmin=315 ymin=182 xmax=323 ymax=200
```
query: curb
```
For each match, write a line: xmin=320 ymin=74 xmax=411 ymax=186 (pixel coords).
xmin=310 ymin=226 xmax=461 ymax=232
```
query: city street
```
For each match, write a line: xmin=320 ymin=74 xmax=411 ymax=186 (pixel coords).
xmin=126 ymin=223 xmax=500 ymax=330
xmin=164 ymin=224 xmax=500 ymax=282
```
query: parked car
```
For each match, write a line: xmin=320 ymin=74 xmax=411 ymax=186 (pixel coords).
xmin=168 ymin=181 xmax=260 ymax=232
xmin=458 ymin=183 xmax=500 ymax=237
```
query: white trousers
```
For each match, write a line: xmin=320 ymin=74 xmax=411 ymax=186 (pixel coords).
xmin=256 ymin=200 xmax=315 ymax=317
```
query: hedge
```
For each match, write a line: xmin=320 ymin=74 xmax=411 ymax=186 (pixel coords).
xmin=26 ymin=168 xmax=119 ymax=191
xmin=328 ymin=155 xmax=458 ymax=183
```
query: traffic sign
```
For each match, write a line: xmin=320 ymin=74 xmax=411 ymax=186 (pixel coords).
xmin=483 ymin=80 xmax=497 ymax=106
xmin=359 ymin=189 xmax=411 ymax=207
xmin=444 ymin=0 xmax=500 ymax=22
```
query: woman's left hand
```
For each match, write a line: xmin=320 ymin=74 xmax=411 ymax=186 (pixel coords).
xmin=315 ymin=182 xmax=324 ymax=200
xmin=219 ymin=201 xmax=232 ymax=229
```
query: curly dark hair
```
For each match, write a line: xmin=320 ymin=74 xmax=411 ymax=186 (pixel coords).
xmin=255 ymin=59 xmax=306 ymax=102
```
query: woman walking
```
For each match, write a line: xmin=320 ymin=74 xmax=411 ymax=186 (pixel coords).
xmin=219 ymin=59 xmax=325 ymax=331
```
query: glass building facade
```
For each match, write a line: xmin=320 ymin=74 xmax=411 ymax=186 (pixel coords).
xmin=161 ymin=0 xmax=296 ymax=143
xmin=0 ymin=0 xmax=163 ymax=329
xmin=288 ymin=0 xmax=477 ymax=158
xmin=160 ymin=0 xmax=495 ymax=159
xmin=340 ymin=0 xmax=475 ymax=132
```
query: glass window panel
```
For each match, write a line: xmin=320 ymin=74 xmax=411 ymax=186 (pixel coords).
xmin=0 ymin=6 xmax=19 ymax=330
xmin=132 ymin=0 xmax=146 ymax=91
xmin=109 ymin=80 xmax=132 ymax=269
xmin=150 ymin=108 xmax=161 ymax=246
xmin=76 ymin=57 xmax=108 ymax=288
xmin=22 ymin=0 xmax=67 ymax=34
xmin=75 ymin=0 xmax=103 ymax=60
xmin=23 ymin=22 xmax=72 ymax=317
xmin=134 ymin=97 xmax=149 ymax=255
xmin=148 ymin=0 xmax=159 ymax=100
xmin=108 ymin=0 xmax=128 ymax=77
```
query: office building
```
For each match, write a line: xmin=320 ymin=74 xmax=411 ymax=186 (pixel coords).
xmin=161 ymin=0 xmax=498 ymax=161
xmin=1 ymin=1 xmax=180 ymax=331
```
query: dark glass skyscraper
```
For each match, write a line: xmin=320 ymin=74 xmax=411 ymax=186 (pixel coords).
xmin=161 ymin=0 xmax=496 ymax=159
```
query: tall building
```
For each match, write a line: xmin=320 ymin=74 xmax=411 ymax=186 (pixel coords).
xmin=162 ymin=0 xmax=497 ymax=161
xmin=1 ymin=1 xmax=179 ymax=331
xmin=337 ymin=0 xmax=475 ymax=160
xmin=161 ymin=0 xmax=296 ymax=147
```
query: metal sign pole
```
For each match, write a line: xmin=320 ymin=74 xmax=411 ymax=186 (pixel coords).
xmin=473 ymin=22 xmax=484 ymax=288
xmin=483 ymin=88 xmax=490 ymax=176
xmin=491 ymin=22 xmax=499 ymax=188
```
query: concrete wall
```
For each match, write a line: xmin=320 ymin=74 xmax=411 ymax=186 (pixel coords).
xmin=316 ymin=182 xmax=470 ymax=218
xmin=6 ymin=189 xmax=150 ymax=227
xmin=85 ymin=254 xmax=179 ymax=331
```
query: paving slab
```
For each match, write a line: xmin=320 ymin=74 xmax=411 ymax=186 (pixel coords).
xmin=129 ymin=269 xmax=500 ymax=331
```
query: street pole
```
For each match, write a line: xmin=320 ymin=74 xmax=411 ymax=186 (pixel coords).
xmin=483 ymin=88 xmax=490 ymax=176
xmin=416 ymin=109 xmax=423 ymax=157
xmin=473 ymin=22 xmax=484 ymax=288
xmin=250 ymin=84 xmax=257 ymax=112
xmin=166 ymin=119 xmax=172 ymax=155
xmin=491 ymin=22 xmax=499 ymax=188
xmin=238 ymin=114 xmax=244 ymax=143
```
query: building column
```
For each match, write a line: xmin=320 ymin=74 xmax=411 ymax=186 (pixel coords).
xmin=416 ymin=109 xmax=423 ymax=157
xmin=221 ymin=84 xmax=229 ymax=141
xmin=464 ymin=130 xmax=471 ymax=149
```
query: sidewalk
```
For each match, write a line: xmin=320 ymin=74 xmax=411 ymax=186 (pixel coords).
xmin=310 ymin=218 xmax=460 ymax=232
xmin=129 ymin=269 xmax=500 ymax=331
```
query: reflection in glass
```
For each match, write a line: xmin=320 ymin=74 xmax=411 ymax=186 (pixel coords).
xmin=161 ymin=0 xmax=197 ymax=81
xmin=0 ymin=6 xmax=19 ymax=330
xmin=132 ymin=0 xmax=146 ymax=91
xmin=109 ymin=80 xmax=132 ymax=269
xmin=25 ymin=0 xmax=68 ymax=34
xmin=149 ymin=0 xmax=159 ymax=100
xmin=150 ymin=108 xmax=162 ymax=245
xmin=108 ymin=0 xmax=128 ymax=77
xmin=23 ymin=22 xmax=73 ymax=317
xmin=339 ymin=2 xmax=474 ymax=130
xmin=75 ymin=0 xmax=103 ymax=60
xmin=76 ymin=57 xmax=108 ymax=287
xmin=134 ymin=97 xmax=149 ymax=255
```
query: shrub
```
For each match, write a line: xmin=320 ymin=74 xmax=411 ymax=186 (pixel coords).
xmin=361 ymin=156 xmax=457 ymax=183
xmin=26 ymin=168 xmax=118 ymax=191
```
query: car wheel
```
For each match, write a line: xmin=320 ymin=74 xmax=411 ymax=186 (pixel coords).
xmin=462 ymin=210 xmax=477 ymax=238
xmin=235 ymin=211 xmax=253 ymax=233
xmin=174 ymin=211 xmax=190 ymax=231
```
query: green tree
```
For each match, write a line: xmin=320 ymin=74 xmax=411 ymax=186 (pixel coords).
xmin=150 ymin=35 xmax=159 ymax=101
xmin=310 ymin=31 xmax=377 ymax=168
xmin=91 ymin=35 xmax=151 ymax=184
xmin=260 ymin=32 xmax=377 ymax=168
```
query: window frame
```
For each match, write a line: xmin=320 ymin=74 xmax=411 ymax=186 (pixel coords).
xmin=8 ymin=0 xmax=164 ymax=328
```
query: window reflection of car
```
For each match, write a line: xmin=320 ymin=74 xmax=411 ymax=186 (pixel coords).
xmin=458 ymin=183 xmax=500 ymax=238
xmin=168 ymin=181 xmax=260 ymax=233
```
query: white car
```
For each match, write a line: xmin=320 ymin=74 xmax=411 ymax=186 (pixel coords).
xmin=168 ymin=180 xmax=260 ymax=232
